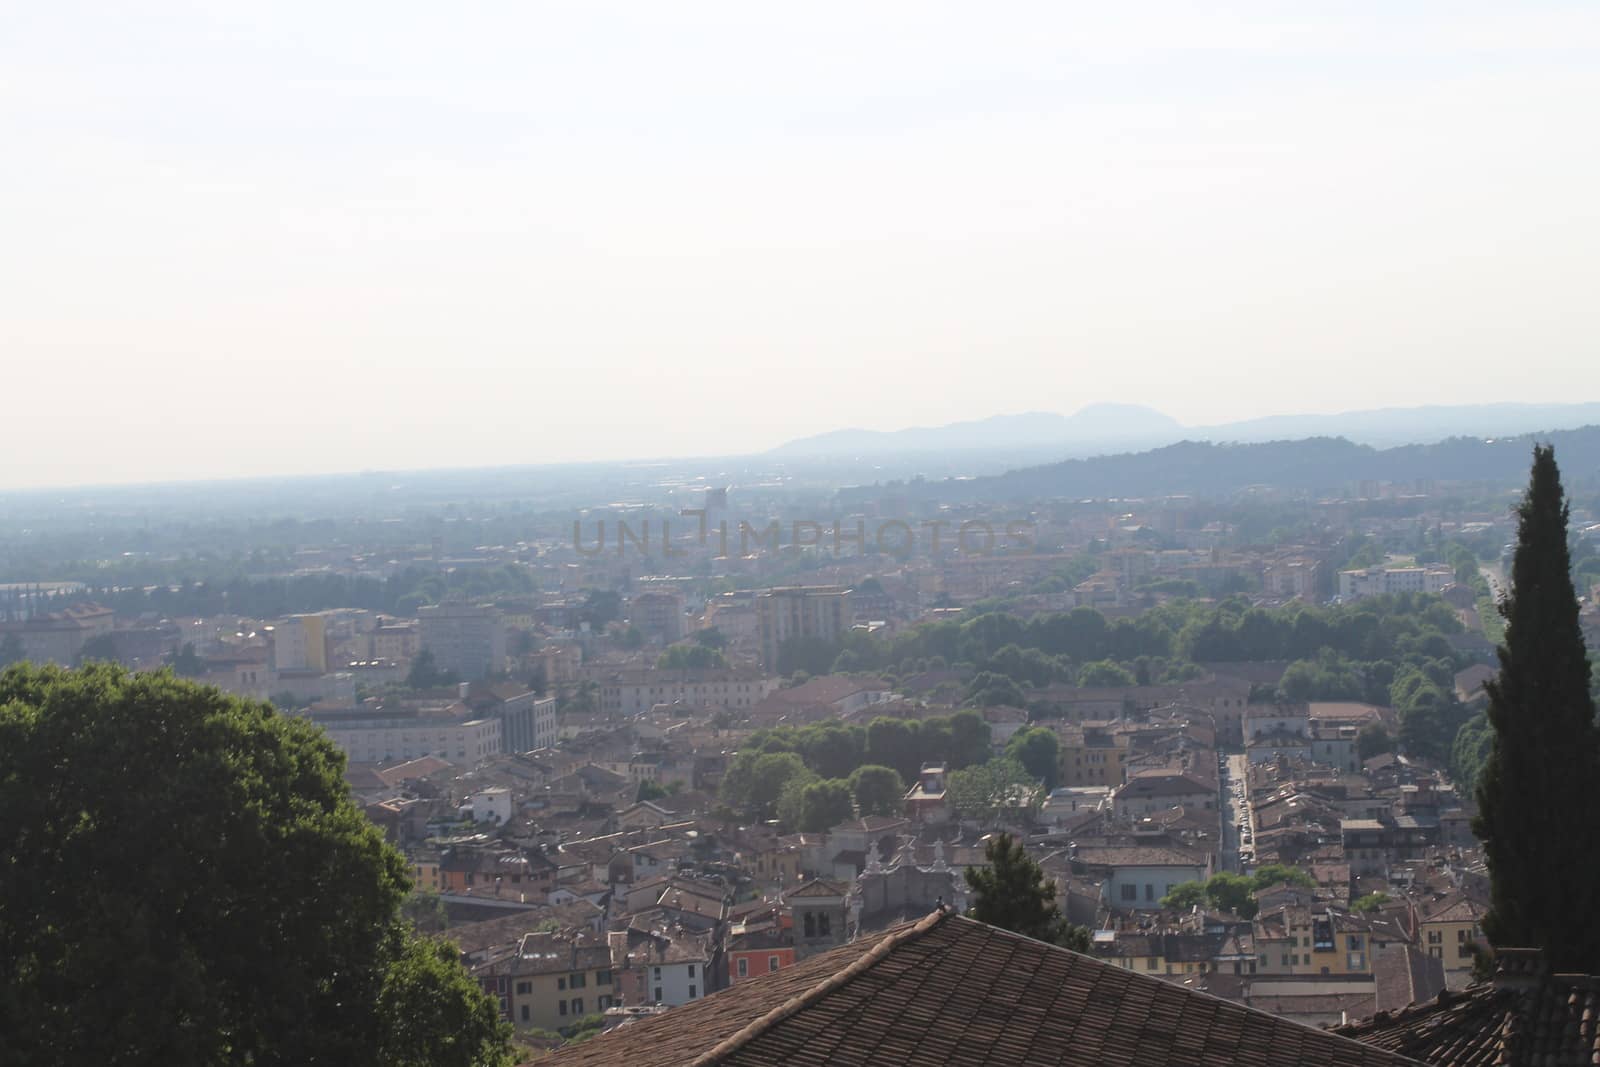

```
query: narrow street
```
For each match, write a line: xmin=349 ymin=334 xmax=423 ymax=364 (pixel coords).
xmin=1222 ymin=752 xmax=1250 ymax=874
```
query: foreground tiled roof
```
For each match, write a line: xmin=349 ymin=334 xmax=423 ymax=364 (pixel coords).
xmin=545 ymin=910 xmax=1417 ymax=1065
xmin=1339 ymin=949 xmax=1600 ymax=1066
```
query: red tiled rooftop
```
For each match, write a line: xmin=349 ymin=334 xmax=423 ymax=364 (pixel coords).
xmin=544 ymin=910 xmax=1418 ymax=1065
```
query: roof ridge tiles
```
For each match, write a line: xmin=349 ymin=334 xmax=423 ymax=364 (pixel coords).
xmin=688 ymin=907 xmax=951 ymax=1066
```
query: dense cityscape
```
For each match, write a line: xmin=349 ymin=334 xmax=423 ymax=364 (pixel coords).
xmin=7 ymin=5 xmax=1600 ymax=1064
xmin=5 ymin=421 xmax=1600 ymax=1063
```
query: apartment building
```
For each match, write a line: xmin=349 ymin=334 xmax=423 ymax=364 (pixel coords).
xmin=418 ymin=602 xmax=507 ymax=679
xmin=756 ymin=586 xmax=851 ymax=669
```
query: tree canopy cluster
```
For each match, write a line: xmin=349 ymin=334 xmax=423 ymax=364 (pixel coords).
xmin=77 ymin=563 xmax=538 ymax=622
xmin=1160 ymin=866 xmax=1316 ymax=920
xmin=719 ymin=711 xmax=995 ymax=829
xmin=0 ymin=663 xmax=513 ymax=1066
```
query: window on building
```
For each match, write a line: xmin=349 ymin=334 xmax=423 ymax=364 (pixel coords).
xmin=818 ymin=914 xmax=831 ymax=937
xmin=737 ymin=958 xmax=748 ymax=978
xmin=653 ymin=967 xmax=661 ymax=980
xmin=520 ymin=1005 xmax=529 ymax=1021
xmin=559 ymin=1001 xmax=568 ymax=1017
xmin=688 ymin=985 xmax=696 ymax=998
xmin=572 ymin=998 xmax=583 ymax=1015
xmin=654 ymin=986 xmax=662 ymax=1002
xmin=687 ymin=965 xmax=695 ymax=978
xmin=803 ymin=914 xmax=816 ymax=938
xmin=557 ymin=978 xmax=566 ymax=991
xmin=516 ymin=981 xmax=531 ymax=995
xmin=1145 ymin=884 xmax=1155 ymax=901
xmin=571 ymin=973 xmax=586 ymax=989
xmin=597 ymin=969 xmax=611 ymax=985
xmin=1121 ymin=884 xmax=1138 ymax=901
xmin=769 ymin=955 xmax=780 ymax=972
xmin=1146 ymin=958 xmax=1159 ymax=970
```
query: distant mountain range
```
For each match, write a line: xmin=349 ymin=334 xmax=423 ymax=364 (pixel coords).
xmin=771 ymin=402 xmax=1600 ymax=458
xmin=836 ymin=424 xmax=1600 ymax=506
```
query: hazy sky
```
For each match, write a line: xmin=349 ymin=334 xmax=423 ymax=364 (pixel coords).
xmin=4 ymin=3 xmax=1599 ymax=488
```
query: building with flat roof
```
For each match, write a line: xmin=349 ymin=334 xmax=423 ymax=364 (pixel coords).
xmin=756 ymin=586 xmax=851 ymax=670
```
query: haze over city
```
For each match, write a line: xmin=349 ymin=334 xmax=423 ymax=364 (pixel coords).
xmin=5 ymin=2 xmax=1600 ymax=488
xmin=13 ymin=6 xmax=1600 ymax=1065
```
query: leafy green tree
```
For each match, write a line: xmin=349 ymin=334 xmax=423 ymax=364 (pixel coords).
xmin=657 ymin=643 xmax=727 ymax=670
xmin=637 ymin=779 xmax=668 ymax=803
xmin=746 ymin=751 xmax=813 ymax=820
xmin=946 ymin=709 xmax=993 ymax=769
xmin=1077 ymin=659 xmax=1136 ymax=687
xmin=1449 ymin=712 xmax=1493 ymax=793
xmin=848 ymin=764 xmax=906 ymax=817
xmin=1475 ymin=446 xmax=1600 ymax=970
xmin=946 ymin=757 xmax=1038 ymax=824
xmin=774 ymin=768 xmax=818 ymax=828
xmin=1162 ymin=866 xmax=1315 ymax=920
xmin=1278 ymin=649 xmax=1365 ymax=702
xmin=619 ymin=625 xmax=644 ymax=650
xmin=0 ymin=663 xmax=512 ymax=1066
xmin=1198 ymin=872 xmax=1258 ymax=917
xmin=693 ymin=627 xmax=728 ymax=650
xmin=1353 ymin=892 xmax=1391 ymax=913
xmin=1005 ymin=726 xmax=1060 ymax=789
xmin=1357 ymin=722 xmax=1394 ymax=760
xmin=795 ymin=778 xmax=855 ymax=832
xmin=376 ymin=935 xmax=515 ymax=1067
xmin=965 ymin=670 xmax=1027 ymax=708
xmin=965 ymin=832 xmax=1089 ymax=951
xmin=796 ymin=721 xmax=866 ymax=779
xmin=401 ymin=888 xmax=450 ymax=934
xmin=1161 ymin=882 xmax=1207 ymax=910
xmin=1249 ymin=864 xmax=1315 ymax=891
xmin=866 ymin=716 xmax=922 ymax=782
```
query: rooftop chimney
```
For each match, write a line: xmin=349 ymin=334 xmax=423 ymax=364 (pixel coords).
xmin=1491 ymin=948 xmax=1544 ymax=993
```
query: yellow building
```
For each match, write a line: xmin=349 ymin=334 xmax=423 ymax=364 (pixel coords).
xmin=1417 ymin=893 xmax=1487 ymax=972
xmin=1258 ymin=907 xmax=1409 ymax=977
xmin=1057 ymin=724 xmax=1128 ymax=788
xmin=474 ymin=933 xmax=618 ymax=1031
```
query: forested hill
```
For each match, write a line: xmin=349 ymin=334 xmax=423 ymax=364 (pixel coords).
xmin=840 ymin=425 xmax=1600 ymax=504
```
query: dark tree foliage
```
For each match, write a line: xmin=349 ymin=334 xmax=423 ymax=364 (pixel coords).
xmin=848 ymin=764 xmax=905 ymax=817
xmin=1474 ymin=447 xmax=1600 ymax=970
xmin=1005 ymin=726 xmax=1061 ymax=789
xmin=407 ymin=647 xmax=461 ymax=689
xmin=964 ymin=832 xmax=1089 ymax=952
xmin=657 ymin=643 xmax=727 ymax=670
xmin=0 ymin=664 xmax=513 ymax=1066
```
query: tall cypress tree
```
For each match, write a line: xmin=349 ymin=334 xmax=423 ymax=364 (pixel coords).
xmin=1474 ymin=445 xmax=1600 ymax=970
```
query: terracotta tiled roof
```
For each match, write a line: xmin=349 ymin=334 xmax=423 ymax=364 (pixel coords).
xmin=1341 ymin=949 xmax=1600 ymax=1066
xmin=544 ymin=911 xmax=1417 ymax=1066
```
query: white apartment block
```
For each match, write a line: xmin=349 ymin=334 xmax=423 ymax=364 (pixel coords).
xmin=310 ymin=708 xmax=502 ymax=766
xmin=590 ymin=669 xmax=780 ymax=716
xmin=1338 ymin=565 xmax=1454 ymax=601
